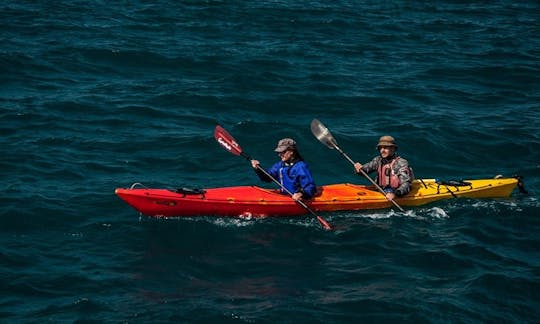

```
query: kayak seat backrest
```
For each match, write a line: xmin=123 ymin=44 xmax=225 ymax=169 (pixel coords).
xmin=175 ymin=187 xmax=206 ymax=198
xmin=436 ymin=180 xmax=472 ymax=187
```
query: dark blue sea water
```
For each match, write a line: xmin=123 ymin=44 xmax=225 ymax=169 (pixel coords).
xmin=2 ymin=1 xmax=540 ymax=322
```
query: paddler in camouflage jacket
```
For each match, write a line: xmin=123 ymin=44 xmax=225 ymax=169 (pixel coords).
xmin=354 ymin=135 xmax=414 ymax=201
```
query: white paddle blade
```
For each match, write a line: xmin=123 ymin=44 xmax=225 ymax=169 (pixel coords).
xmin=310 ymin=119 xmax=338 ymax=149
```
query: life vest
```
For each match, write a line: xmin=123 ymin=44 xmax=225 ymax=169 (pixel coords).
xmin=377 ymin=157 xmax=413 ymax=189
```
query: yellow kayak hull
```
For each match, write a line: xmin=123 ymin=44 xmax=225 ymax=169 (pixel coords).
xmin=306 ymin=177 xmax=518 ymax=212
xmin=399 ymin=177 xmax=518 ymax=206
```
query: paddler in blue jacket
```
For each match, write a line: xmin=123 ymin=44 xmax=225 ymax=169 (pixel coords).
xmin=251 ymin=138 xmax=317 ymax=201
xmin=354 ymin=135 xmax=413 ymax=201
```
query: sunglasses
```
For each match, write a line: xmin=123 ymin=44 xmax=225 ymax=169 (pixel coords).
xmin=278 ymin=150 xmax=291 ymax=156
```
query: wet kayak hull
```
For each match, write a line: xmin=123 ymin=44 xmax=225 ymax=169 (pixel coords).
xmin=115 ymin=177 xmax=519 ymax=218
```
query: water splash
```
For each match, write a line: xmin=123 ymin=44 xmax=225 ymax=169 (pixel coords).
xmin=427 ymin=206 xmax=449 ymax=219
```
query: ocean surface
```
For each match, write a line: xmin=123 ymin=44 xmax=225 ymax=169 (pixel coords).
xmin=2 ymin=1 xmax=540 ymax=322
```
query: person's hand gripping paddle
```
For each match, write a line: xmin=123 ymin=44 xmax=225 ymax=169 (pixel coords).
xmin=214 ymin=125 xmax=333 ymax=231
xmin=310 ymin=119 xmax=405 ymax=213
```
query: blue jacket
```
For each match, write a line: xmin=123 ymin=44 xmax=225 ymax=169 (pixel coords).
xmin=256 ymin=160 xmax=317 ymax=199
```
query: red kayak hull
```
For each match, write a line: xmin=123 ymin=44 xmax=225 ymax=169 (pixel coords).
xmin=115 ymin=178 xmax=518 ymax=218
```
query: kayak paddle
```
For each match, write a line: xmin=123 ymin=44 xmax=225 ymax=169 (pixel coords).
xmin=214 ymin=125 xmax=333 ymax=231
xmin=310 ymin=118 xmax=406 ymax=213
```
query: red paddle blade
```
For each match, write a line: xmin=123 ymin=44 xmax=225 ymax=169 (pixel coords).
xmin=317 ymin=216 xmax=333 ymax=231
xmin=214 ymin=125 xmax=243 ymax=156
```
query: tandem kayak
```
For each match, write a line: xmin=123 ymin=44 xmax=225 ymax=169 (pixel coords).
xmin=115 ymin=176 xmax=522 ymax=218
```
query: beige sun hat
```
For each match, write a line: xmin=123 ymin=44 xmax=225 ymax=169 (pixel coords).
xmin=376 ymin=135 xmax=397 ymax=149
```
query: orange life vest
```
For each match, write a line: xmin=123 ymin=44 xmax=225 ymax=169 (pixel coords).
xmin=377 ymin=157 xmax=411 ymax=189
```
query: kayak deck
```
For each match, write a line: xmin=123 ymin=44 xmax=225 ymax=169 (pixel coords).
xmin=115 ymin=177 xmax=519 ymax=218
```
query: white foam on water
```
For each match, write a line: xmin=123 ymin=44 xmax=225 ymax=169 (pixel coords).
xmin=427 ymin=206 xmax=450 ymax=219
xmin=211 ymin=217 xmax=256 ymax=227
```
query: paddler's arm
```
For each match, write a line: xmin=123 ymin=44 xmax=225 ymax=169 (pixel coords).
xmin=251 ymin=159 xmax=275 ymax=183
xmin=394 ymin=165 xmax=413 ymax=197
xmin=354 ymin=156 xmax=379 ymax=174
xmin=295 ymin=162 xmax=317 ymax=200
